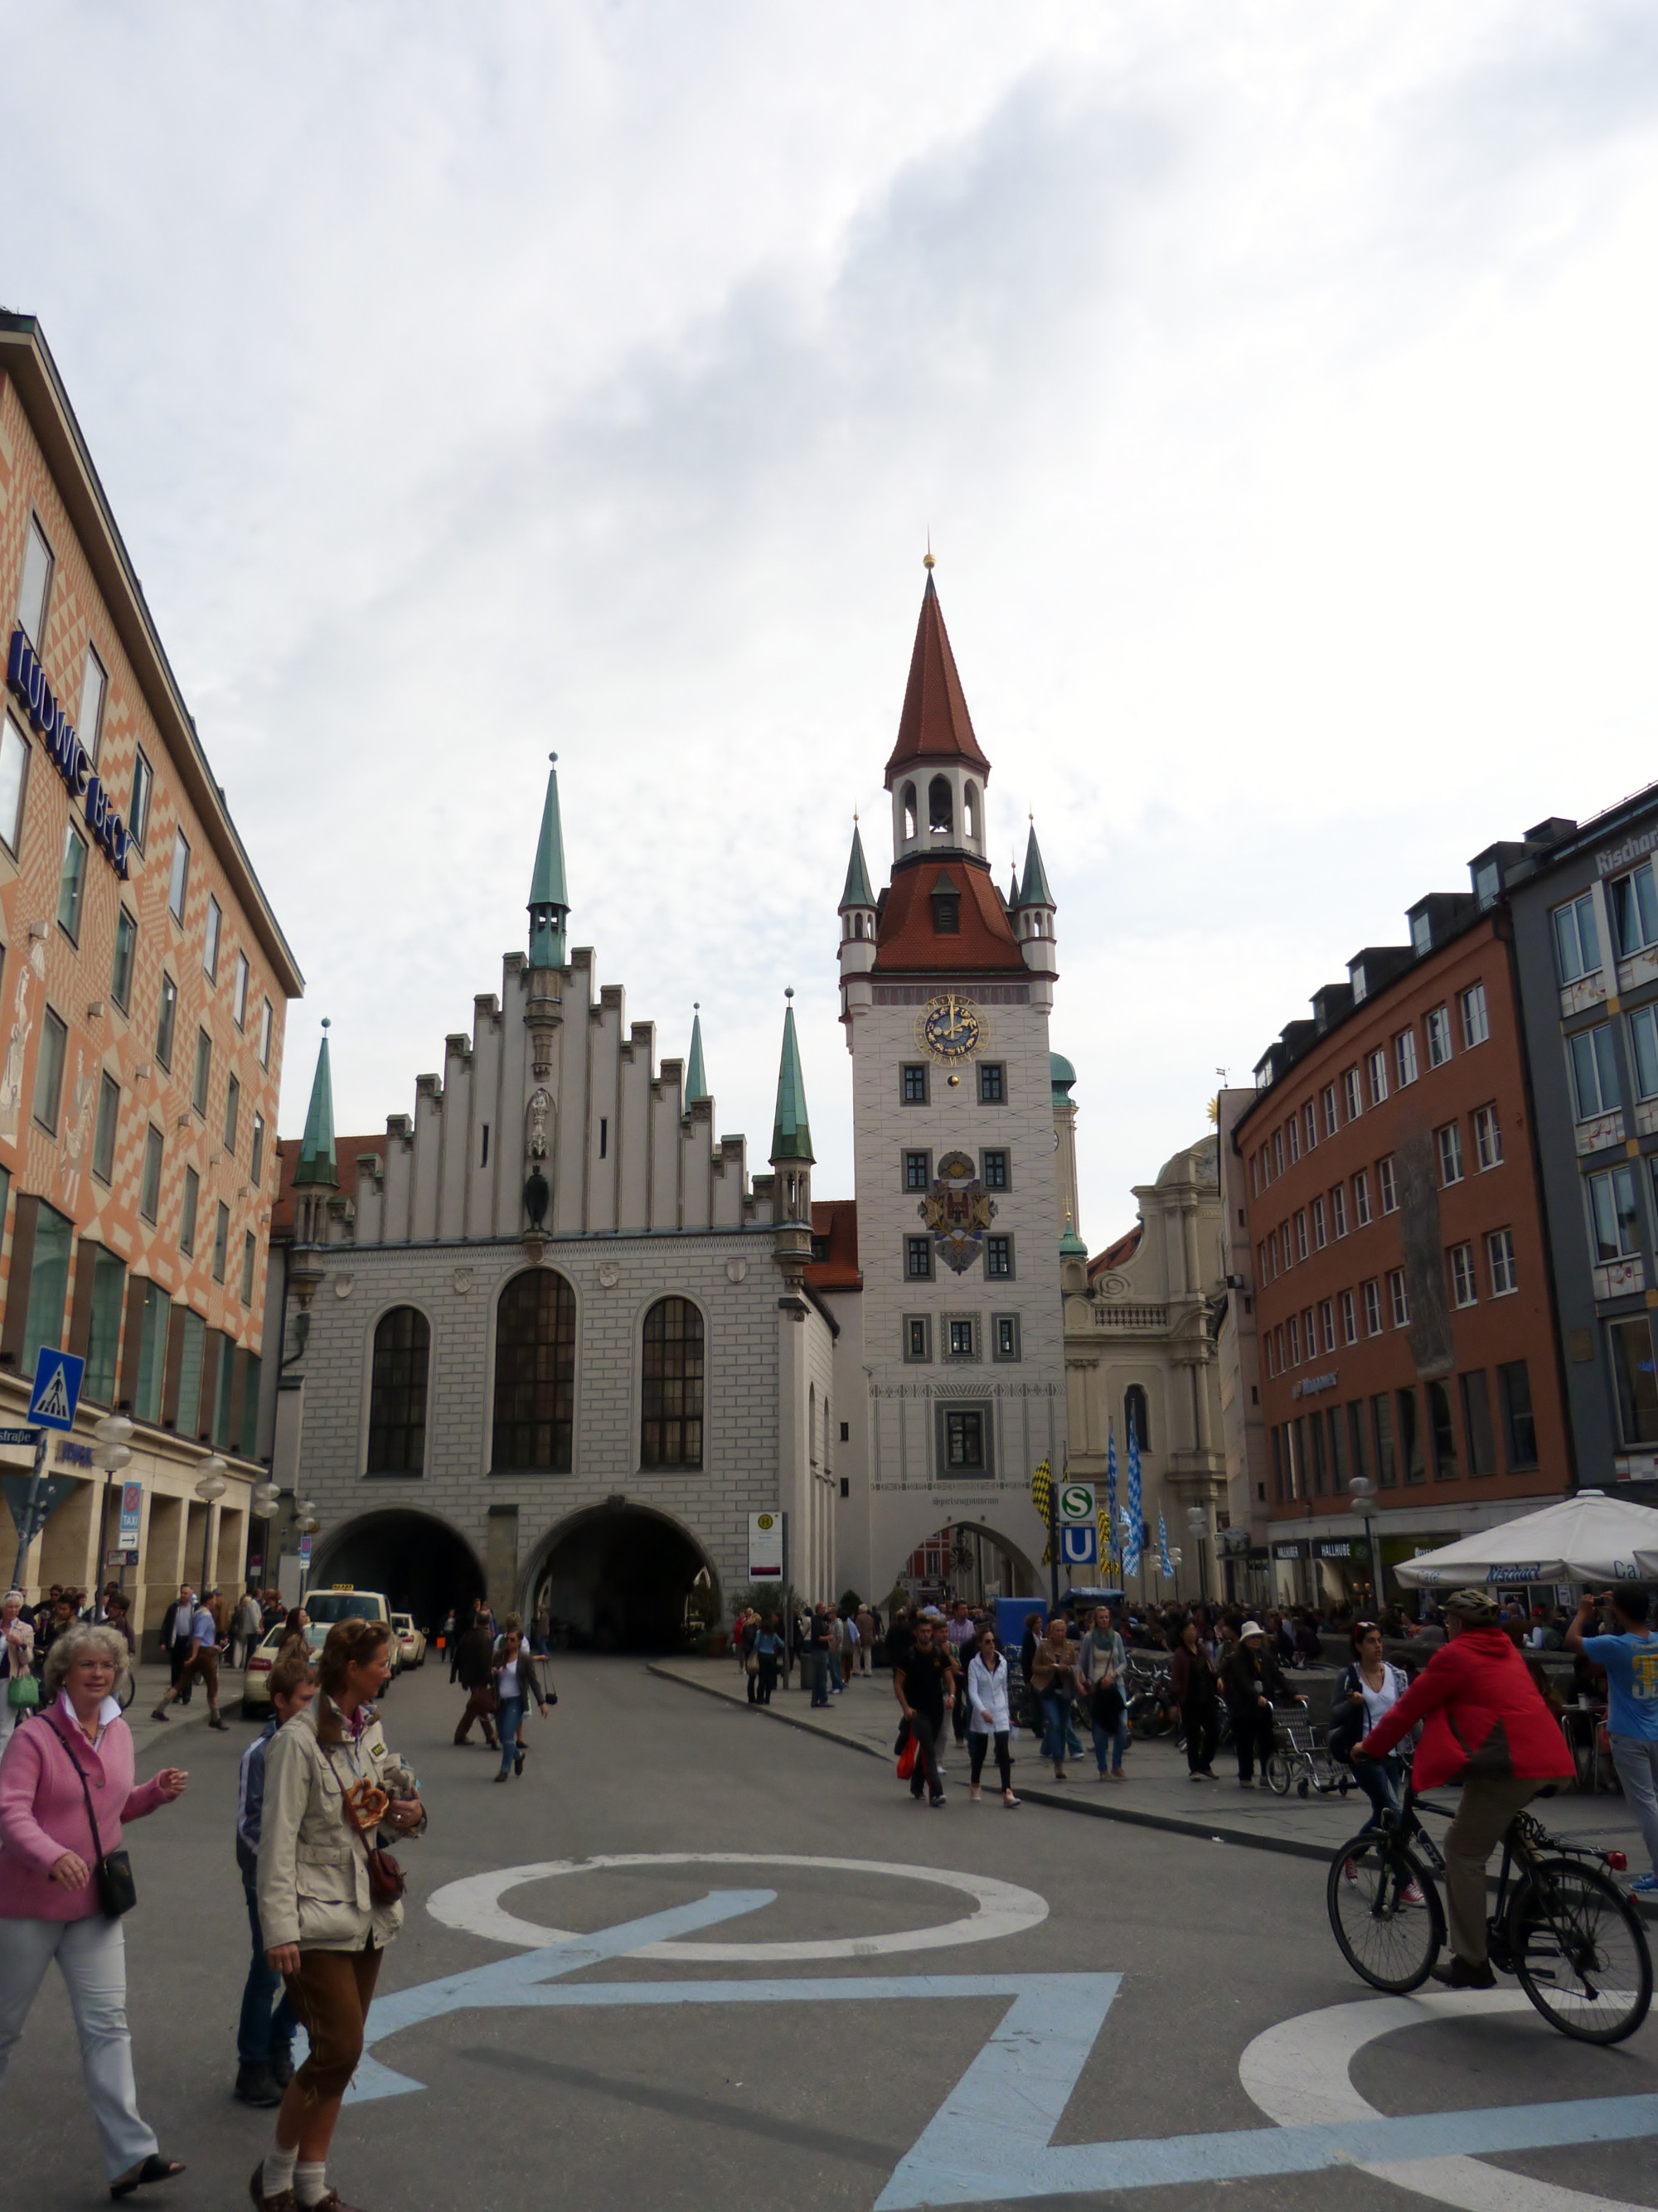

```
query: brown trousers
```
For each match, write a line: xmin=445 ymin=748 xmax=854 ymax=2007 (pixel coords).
xmin=454 ymin=1686 xmax=499 ymax=1745
xmin=1442 ymin=1774 xmax=1544 ymax=1963
xmin=283 ymin=1940 xmax=384 ymax=2101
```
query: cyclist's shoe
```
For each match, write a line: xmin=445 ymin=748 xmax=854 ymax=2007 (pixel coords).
xmin=1629 ymin=1871 xmax=1658 ymax=1894
xmin=1428 ymin=1956 xmax=1496 ymax=1990
xmin=1402 ymin=1880 xmax=1428 ymax=1907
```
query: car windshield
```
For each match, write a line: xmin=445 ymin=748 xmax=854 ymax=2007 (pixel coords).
xmin=392 ymin=1615 xmax=412 ymax=1632
xmin=307 ymin=1593 xmax=383 ymax=1624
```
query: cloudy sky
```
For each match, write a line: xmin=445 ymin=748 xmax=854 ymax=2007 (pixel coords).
xmin=6 ymin=2 xmax=1658 ymax=1242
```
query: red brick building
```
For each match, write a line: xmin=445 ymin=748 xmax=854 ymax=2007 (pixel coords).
xmin=1233 ymin=903 xmax=1568 ymax=1610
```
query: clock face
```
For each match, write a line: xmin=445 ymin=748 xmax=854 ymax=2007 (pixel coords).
xmin=918 ymin=992 xmax=982 ymax=1061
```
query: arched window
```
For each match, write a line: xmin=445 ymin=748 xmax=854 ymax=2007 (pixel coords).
xmin=901 ymin=782 xmax=918 ymax=840
xmin=493 ymin=1269 xmax=576 ymax=1470
xmin=928 ymin=775 xmax=953 ymax=833
xmin=642 ymin=1296 xmax=704 ymax=1469
xmin=963 ymin=781 xmax=979 ymax=842
xmin=1124 ymin=1384 xmax=1151 ymax=1453
xmin=366 ymin=1306 xmax=429 ymax=1474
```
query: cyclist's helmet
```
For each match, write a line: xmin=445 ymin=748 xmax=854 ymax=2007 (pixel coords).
xmin=1442 ymin=1587 xmax=1500 ymax=1624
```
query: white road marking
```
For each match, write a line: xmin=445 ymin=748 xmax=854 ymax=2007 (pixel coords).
xmin=1240 ymin=1991 xmax=1650 ymax=2212
xmin=424 ymin=1851 xmax=1049 ymax=1961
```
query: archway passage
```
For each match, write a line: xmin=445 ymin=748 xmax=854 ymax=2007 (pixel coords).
xmin=309 ymin=1510 xmax=484 ymax=1633
xmin=895 ymin=1522 xmax=1042 ymax=1609
xmin=532 ymin=1505 xmax=714 ymax=1653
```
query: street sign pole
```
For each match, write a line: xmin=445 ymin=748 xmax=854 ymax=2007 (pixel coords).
xmin=1048 ymin=1459 xmax=1061 ymax=1619
xmin=8 ymin=1429 xmax=49 ymax=1592
xmin=781 ymin=1511 xmax=791 ymax=1693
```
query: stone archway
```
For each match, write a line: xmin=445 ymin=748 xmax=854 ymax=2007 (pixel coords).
xmin=308 ymin=1508 xmax=485 ymax=1630
xmin=526 ymin=1503 xmax=718 ymax=1653
xmin=891 ymin=1521 xmax=1043 ymax=1609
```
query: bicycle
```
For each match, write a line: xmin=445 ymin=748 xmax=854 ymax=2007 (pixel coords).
xmin=1326 ymin=1781 xmax=1652 ymax=2045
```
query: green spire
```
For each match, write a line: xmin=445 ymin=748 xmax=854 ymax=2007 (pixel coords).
xmin=528 ymin=753 xmax=570 ymax=970
xmin=686 ymin=1004 xmax=709 ymax=1104
xmin=770 ymin=990 xmax=814 ymax=1164
xmin=1017 ymin=820 xmax=1054 ymax=909
xmin=839 ymin=820 xmax=876 ymax=910
xmin=1059 ymin=1209 xmax=1088 ymax=1259
xmin=293 ymin=1020 xmax=337 ymax=1188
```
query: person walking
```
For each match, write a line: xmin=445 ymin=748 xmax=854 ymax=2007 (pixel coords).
xmin=437 ymin=1609 xmax=457 ymax=1674
xmin=157 ymin=1585 xmax=196 ymax=1703
xmin=233 ymin=1590 xmax=264 ymax=1672
xmin=739 ymin=1608 xmax=762 ymax=1705
xmin=1221 ymin=1620 xmax=1293 ymax=1788
xmin=839 ymin=1609 xmax=859 ymax=1689
xmin=753 ymin=1615 xmax=783 ymax=1705
xmin=491 ymin=1626 xmax=550 ymax=1782
xmin=807 ymin=1605 xmax=834 ymax=1707
xmin=855 ymin=1604 xmax=876 ymax=1675
xmin=1331 ymin=1621 xmax=1411 ymax=1828
xmin=1170 ymin=1618 xmax=1220 ymax=1782
xmin=1076 ymin=1606 xmax=1129 ymax=1782
xmin=1029 ymin=1615 xmax=1079 ymax=1782
xmin=0 ymin=1622 xmax=188 ymax=2199
xmin=150 ymin=1590 xmax=228 ymax=1731
xmin=254 ymin=1619 xmax=425 ymax=2212
xmin=453 ymin=1610 xmax=501 ymax=1748
xmin=893 ymin=1616 xmax=953 ymax=1807
xmin=1566 ymin=1585 xmax=1658 ymax=1895
xmin=234 ymin=1650 xmax=318 ymax=2106
xmin=447 ymin=1605 xmax=468 ymax=1684
xmin=966 ymin=1626 xmax=1020 ymax=1807
xmin=1 ymin=1591 xmax=36 ymax=1758
xmin=946 ymin=1602 xmax=975 ymax=1742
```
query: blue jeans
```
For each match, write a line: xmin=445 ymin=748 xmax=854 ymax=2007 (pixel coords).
xmin=811 ymin=1653 xmax=831 ymax=1705
xmin=237 ymin=1884 xmax=294 ymax=2069
xmin=1352 ymin=1750 xmax=1403 ymax=1826
xmin=497 ymin=1697 xmax=526 ymax=1776
xmin=1040 ymin=1692 xmax=1073 ymax=1764
xmin=1090 ymin=1715 xmax=1129 ymax=1774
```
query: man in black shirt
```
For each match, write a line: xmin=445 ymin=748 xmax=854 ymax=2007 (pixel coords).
xmin=808 ymin=1604 xmax=834 ymax=1707
xmin=894 ymin=1616 xmax=956 ymax=1806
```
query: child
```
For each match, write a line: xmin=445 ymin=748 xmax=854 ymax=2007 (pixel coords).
xmin=234 ymin=1649 xmax=318 ymax=2105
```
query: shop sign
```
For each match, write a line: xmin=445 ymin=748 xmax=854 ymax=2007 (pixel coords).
xmin=1317 ymin=1541 xmax=1353 ymax=1558
xmin=1291 ymin=1371 xmax=1339 ymax=1401
xmin=6 ymin=627 xmax=132 ymax=879
xmin=1486 ymin=1562 xmax=1544 ymax=1585
xmin=1273 ymin=1543 xmax=1303 ymax=1560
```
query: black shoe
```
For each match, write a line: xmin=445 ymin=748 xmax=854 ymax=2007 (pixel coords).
xmin=1428 ymin=1956 xmax=1496 ymax=1990
xmin=492 ymin=1770 xmax=509 ymax=1783
xmin=150 ymin=1706 xmax=170 ymax=1722
xmin=513 ymin=1750 xmax=525 ymax=1776
xmin=234 ymin=2063 xmax=284 ymax=2108
xmin=209 ymin=1715 xmax=228 ymax=1731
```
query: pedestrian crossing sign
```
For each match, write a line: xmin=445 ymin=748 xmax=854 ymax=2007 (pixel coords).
xmin=27 ymin=1348 xmax=85 ymax=1431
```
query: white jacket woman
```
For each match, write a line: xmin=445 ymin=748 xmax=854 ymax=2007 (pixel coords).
xmin=965 ymin=1632 xmax=1020 ymax=1807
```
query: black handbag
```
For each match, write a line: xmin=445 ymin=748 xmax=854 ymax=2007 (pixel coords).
xmin=50 ymin=1717 xmax=137 ymax=1919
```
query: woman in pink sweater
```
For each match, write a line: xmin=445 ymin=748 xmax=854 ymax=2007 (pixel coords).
xmin=0 ymin=1622 xmax=188 ymax=2199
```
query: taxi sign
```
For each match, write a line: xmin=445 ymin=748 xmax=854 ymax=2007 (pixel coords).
xmin=331 ymin=1583 xmax=354 ymax=1591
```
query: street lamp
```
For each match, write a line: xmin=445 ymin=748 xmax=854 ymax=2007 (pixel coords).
xmin=293 ymin=1498 xmax=321 ymax=1598
xmin=1186 ymin=1506 xmax=1210 ymax=1600
xmin=195 ymin=1457 xmax=229 ymax=1593
xmin=91 ymin=1415 xmax=135 ymax=1600
xmin=1350 ymin=1474 xmax=1381 ymax=1611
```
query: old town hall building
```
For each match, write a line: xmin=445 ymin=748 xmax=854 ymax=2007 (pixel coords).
xmin=271 ymin=569 xmax=1068 ymax=1634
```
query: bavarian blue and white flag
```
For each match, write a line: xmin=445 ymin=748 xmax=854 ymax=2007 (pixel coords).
xmin=1105 ymin=1422 xmax=1119 ymax=1547
xmin=1125 ymin=1410 xmax=1143 ymax=1576
xmin=1157 ymin=1508 xmax=1174 ymax=1580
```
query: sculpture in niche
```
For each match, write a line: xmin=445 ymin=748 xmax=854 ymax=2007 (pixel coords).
xmin=526 ymin=1087 xmax=554 ymax=1160
xmin=523 ymin=1169 xmax=550 ymax=1228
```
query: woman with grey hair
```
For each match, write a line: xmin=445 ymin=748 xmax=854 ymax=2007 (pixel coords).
xmin=0 ymin=1622 xmax=189 ymax=2197
xmin=0 ymin=1590 xmax=35 ymax=1755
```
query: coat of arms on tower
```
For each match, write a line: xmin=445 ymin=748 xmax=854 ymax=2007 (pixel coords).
xmin=919 ymin=1150 xmax=996 ymax=1274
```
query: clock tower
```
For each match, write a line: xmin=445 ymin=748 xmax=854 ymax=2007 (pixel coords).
xmin=834 ymin=561 xmax=1065 ymax=1603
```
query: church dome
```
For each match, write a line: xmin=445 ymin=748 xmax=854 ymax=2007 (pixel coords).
xmin=1050 ymin=1050 xmax=1077 ymax=1101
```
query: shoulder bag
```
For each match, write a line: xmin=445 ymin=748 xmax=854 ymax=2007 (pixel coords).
xmin=7 ymin=1663 xmax=39 ymax=1708
xmin=47 ymin=1717 xmax=137 ymax=1918
xmin=329 ymin=1757 xmax=408 ymax=1906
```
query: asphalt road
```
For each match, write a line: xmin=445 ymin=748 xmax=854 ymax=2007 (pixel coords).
xmin=6 ymin=1658 xmax=1656 ymax=2212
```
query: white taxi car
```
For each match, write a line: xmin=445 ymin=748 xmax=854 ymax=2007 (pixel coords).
xmin=391 ymin=1613 xmax=426 ymax=1671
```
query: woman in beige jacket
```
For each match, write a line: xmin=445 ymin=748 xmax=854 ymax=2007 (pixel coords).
xmin=253 ymin=1618 xmax=424 ymax=2212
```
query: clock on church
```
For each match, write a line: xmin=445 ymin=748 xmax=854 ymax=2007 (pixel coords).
xmin=916 ymin=991 xmax=983 ymax=1062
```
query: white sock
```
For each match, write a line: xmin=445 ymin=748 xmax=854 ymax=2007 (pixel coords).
xmin=262 ymin=2147 xmax=298 ymax=2198
xmin=294 ymin=2161 xmax=329 ymax=2206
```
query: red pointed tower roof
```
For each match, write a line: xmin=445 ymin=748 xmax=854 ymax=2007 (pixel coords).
xmin=883 ymin=569 xmax=991 ymax=787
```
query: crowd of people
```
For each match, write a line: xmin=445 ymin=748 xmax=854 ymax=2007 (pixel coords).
xmin=443 ymin=1601 xmax=556 ymax=1778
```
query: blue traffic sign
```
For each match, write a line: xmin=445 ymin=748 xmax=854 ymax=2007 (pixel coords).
xmin=28 ymin=1348 xmax=85 ymax=1431
xmin=1059 ymin=1522 xmax=1098 ymax=1568
xmin=0 ymin=1426 xmax=39 ymax=1446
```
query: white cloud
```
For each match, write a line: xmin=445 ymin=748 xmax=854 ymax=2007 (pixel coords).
xmin=5 ymin=1 xmax=1658 ymax=1239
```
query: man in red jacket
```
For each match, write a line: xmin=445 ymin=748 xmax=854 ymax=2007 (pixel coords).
xmin=1355 ymin=1585 xmax=1574 ymax=1987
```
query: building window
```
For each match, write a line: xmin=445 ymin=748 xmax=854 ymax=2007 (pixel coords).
xmin=1307 ymin=1411 xmax=1326 ymax=1495
xmin=1302 ymin=1101 xmax=1317 ymax=1153
xmin=1631 ymin=1004 xmax=1658 ymax=1102
xmin=1497 ymin=1359 xmax=1538 ymax=1469
xmin=947 ymin=1317 xmax=977 ymax=1360
xmin=1388 ymin=1268 xmax=1410 ymax=1328
xmin=1302 ymin=1304 xmax=1316 ymax=1356
xmin=76 ymin=648 xmax=107 ymax=765
xmin=240 ymin=1230 xmax=256 ymax=1305
xmin=1342 ymin=1067 xmax=1362 ymax=1120
xmin=1568 ymin=1024 xmax=1621 ymax=1121
xmin=361 ymin=1305 xmax=430 ymax=1473
xmin=224 ymin=1074 xmax=240 ymax=1154
xmin=133 ymin=1280 xmax=168 ymax=1423
xmin=1326 ymin=1405 xmax=1347 ymax=1491
xmin=1295 ymin=1210 xmax=1308 ymax=1261
xmin=1449 ymin=1242 xmax=1478 ymax=1307
xmin=180 ymin=1167 xmax=200 ymax=1256
xmin=1378 ymin=1157 xmax=1398 ymax=1213
xmin=933 ymin=893 xmax=959 ymax=932
xmin=985 ymin=1234 xmax=1013 ymax=1280
xmin=493 ymin=1267 xmax=577 ymax=1470
xmin=232 ymin=951 xmax=250 ymax=1029
xmin=1311 ymin=1195 xmax=1326 ymax=1249
xmin=1609 ymin=1317 xmax=1658 ymax=1445
xmin=91 ymin=1074 xmax=119 ymax=1185
xmin=943 ymin=1408 xmax=987 ymax=1472
xmin=981 ymin=1149 xmax=1008 ymax=1191
xmin=213 ymin=1200 xmax=230 ymax=1280
xmin=83 ymin=1246 xmax=125 ymax=1406
xmin=1588 ymin=1164 xmax=1641 ymax=1261
xmin=902 ymin=1064 xmax=928 ymax=1105
xmin=1554 ymin=891 xmax=1602 ymax=984
xmin=1487 ymin=1227 xmax=1518 ymax=1295
xmin=1366 ymin=1048 xmax=1389 ymax=1107
xmin=992 ymin=1314 xmax=1020 ymax=1361
xmin=1394 ymin=1029 xmax=1419 ymax=1087
xmin=21 ymin=1202 xmax=72 ymax=1377
xmin=1371 ymin=1392 xmax=1396 ymax=1486
xmin=192 ymin=1029 xmax=211 ymax=1116
xmin=126 ymin=747 xmax=153 ymax=854
xmin=250 ymin=1112 xmax=265 ymax=1188
xmin=56 ymin=825 xmax=88 ymax=942
xmin=903 ymin=1315 xmax=932 ymax=1363
xmin=1426 ymin=1377 xmax=1457 ymax=1481
xmin=1287 ymin=1115 xmax=1301 ymax=1164
xmin=16 ymin=516 xmax=54 ymax=647
xmin=905 ymin=1236 xmax=932 ymax=1280
xmin=259 ymin=999 xmax=273 ymax=1067
xmin=0 ymin=714 xmax=28 ymax=855
xmin=1424 ymin=1005 xmax=1452 ymax=1067
xmin=1437 ymin=1123 xmax=1464 ymax=1185
xmin=1362 ymin=1279 xmax=1383 ymax=1334
xmin=1319 ymin=1299 xmax=1336 ymax=1354
xmin=111 ymin=908 xmax=137 ymax=1012
xmin=1459 ymin=981 xmax=1489 ymax=1048
xmin=175 ymin=1308 xmax=206 ymax=1437
xmin=904 ymin=1150 xmax=929 ymax=1191
xmin=32 ymin=1008 xmax=67 ymax=1135
xmin=1345 ymin=1400 xmax=1368 ymax=1484
xmin=1398 ymin=1386 xmax=1425 ymax=1483
xmin=155 ymin=973 xmax=178 ymax=1071
xmin=1353 ymin=1169 xmax=1371 ymax=1227
xmin=1610 ymin=862 xmax=1658 ymax=959
xmin=167 ymin=829 xmax=191 ymax=924
xmin=1321 ymin=1083 xmax=1339 ymax=1137
xmin=978 ymin=1062 xmax=1005 ymax=1103
xmin=1273 ymin=1324 xmax=1285 ymax=1372
xmin=638 ymin=1296 xmax=706 ymax=1470
xmin=203 ymin=896 xmax=221 ymax=981
xmin=1340 ymin=1289 xmax=1356 ymax=1343
xmin=1331 ymin=1183 xmax=1348 ymax=1238
xmin=1461 ymin=1369 xmax=1496 ymax=1474
xmin=1273 ymin=1130 xmax=1284 ymax=1175
xmin=1472 ymin=1105 xmax=1503 ymax=1169
xmin=1278 ymin=1220 xmax=1292 ymax=1272
xmin=139 ymin=1126 xmax=162 ymax=1222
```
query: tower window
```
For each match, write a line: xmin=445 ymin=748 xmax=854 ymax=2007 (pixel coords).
xmin=981 ymin=1150 xmax=1008 ymax=1190
xmin=901 ymin=782 xmax=918 ymax=840
xmin=928 ymin=776 xmax=953 ymax=834
xmin=1124 ymin=1382 xmax=1151 ymax=1450
xmin=905 ymin=1236 xmax=932 ymax=1280
xmin=903 ymin=1314 xmax=931 ymax=1363
xmin=902 ymin=1064 xmax=928 ymax=1105
xmin=964 ymin=781 xmax=979 ymax=842
xmin=978 ymin=1063 xmax=1005 ymax=1104
xmin=933 ymin=896 xmax=959 ymax=933
xmin=641 ymin=1295 xmax=704 ymax=1469
xmin=904 ymin=1150 xmax=930 ymax=1191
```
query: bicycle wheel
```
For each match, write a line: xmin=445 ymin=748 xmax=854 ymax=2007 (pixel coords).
xmin=1509 ymin=1856 xmax=1653 ymax=2045
xmin=1265 ymin=1750 xmax=1292 ymax=1796
xmin=1326 ymin=1835 xmax=1443 ymax=1992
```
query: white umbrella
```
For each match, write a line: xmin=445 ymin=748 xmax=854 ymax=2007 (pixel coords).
xmin=1394 ymin=1489 xmax=1658 ymax=1588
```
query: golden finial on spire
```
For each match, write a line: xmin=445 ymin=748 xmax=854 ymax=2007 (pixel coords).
xmin=923 ymin=529 xmax=934 ymax=572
